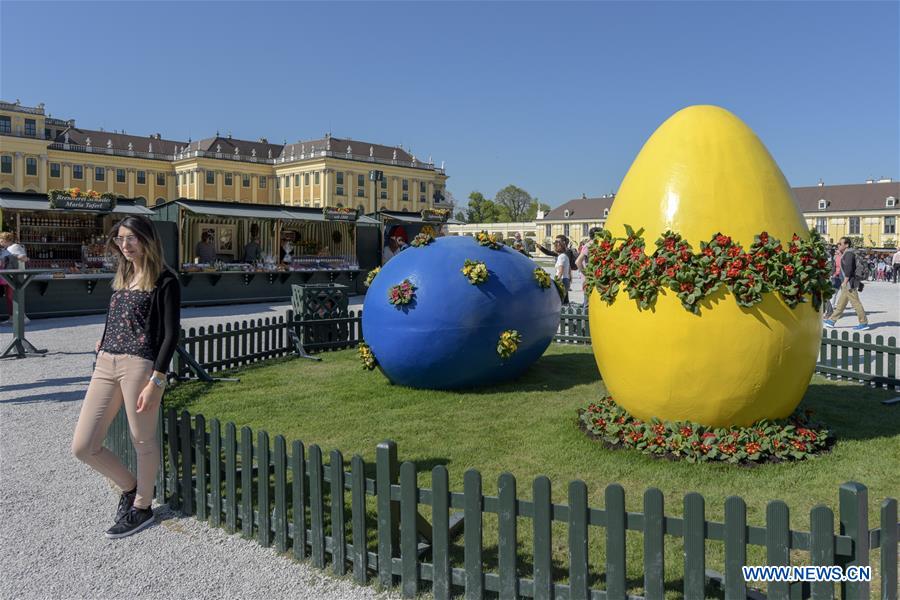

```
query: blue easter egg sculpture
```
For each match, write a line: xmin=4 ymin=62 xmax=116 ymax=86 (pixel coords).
xmin=362 ymin=235 xmax=562 ymax=389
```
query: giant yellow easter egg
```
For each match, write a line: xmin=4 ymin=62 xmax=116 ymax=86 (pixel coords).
xmin=590 ymin=106 xmax=821 ymax=427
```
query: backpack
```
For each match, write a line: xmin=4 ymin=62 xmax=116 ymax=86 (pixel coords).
xmin=852 ymin=252 xmax=869 ymax=281
xmin=565 ymin=248 xmax=578 ymax=271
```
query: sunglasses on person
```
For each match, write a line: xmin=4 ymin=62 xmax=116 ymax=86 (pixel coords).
xmin=113 ymin=235 xmax=139 ymax=246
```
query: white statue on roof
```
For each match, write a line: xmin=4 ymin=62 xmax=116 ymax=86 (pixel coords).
xmin=347 ymin=145 xmax=352 ymax=154
xmin=392 ymin=149 xmax=397 ymax=160
xmin=216 ymin=143 xmax=221 ymax=153
xmin=268 ymin=149 xmax=272 ymax=159
xmin=128 ymin=142 xmax=133 ymax=151
xmin=234 ymin=147 xmax=239 ymax=155
xmin=85 ymin=137 xmax=91 ymax=147
xmin=107 ymin=139 xmax=112 ymax=148
xmin=148 ymin=142 xmax=153 ymax=153
xmin=64 ymin=132 xmax=69 ymax=144
xmin=369 ymin=146 xmax=374 ymax=157
xmin=251 ymin=148 xmax=256 ymax=157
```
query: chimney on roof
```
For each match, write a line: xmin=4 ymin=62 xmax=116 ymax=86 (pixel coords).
xmin=877 ymin=177 xmax=893 ymax=183
xmin=258 ymin=137 xmax=268 ymax=144
xmin=818 ymin=179 xmax=824 ymax=187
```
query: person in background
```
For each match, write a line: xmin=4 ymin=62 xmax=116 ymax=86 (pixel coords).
xmin=554 ymin=236 xmax=571 ymax=304
xmin=513 ymin=241 xmax=530 ymax=257
xmin=892 ymin=247 xmax=900 ymax=283
xmin=382 ymin=226 xmax=408 ymax=264
xmin=575 ymin=227 xmax=602 ymax=271
xmin=194 ymin=231 xmax=217 ymax=264
xmin=876 ymin=256 xmax=887 ymax=281
xmin=823 ymin=236 xmax=869 ymax=331
xmin=0 ymin=231 xmax=29 ymax=325
xmin=242 ymin=237 xmax=262 ymax=263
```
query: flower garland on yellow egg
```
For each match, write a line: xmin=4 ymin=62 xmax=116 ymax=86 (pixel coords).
xmin=358 ymin=342 xmax=377 ymax=370
xmin=461 ymin=259 xmax=489 ymax=284
xmin=410 ymin=232 xmax=435 ymax=247
xmin=583 ymin=225 xmax=834 ymax=314
xmin=533 ymin=268 xmax=551 ymax=289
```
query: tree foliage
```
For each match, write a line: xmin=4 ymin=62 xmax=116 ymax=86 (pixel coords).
xmin=494 ymin=185 xmax=533 ymax=222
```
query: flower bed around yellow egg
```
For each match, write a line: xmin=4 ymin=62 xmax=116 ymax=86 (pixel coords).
xmin=579 ymin=397 xmax=832 ymax=464
xmin=583 ymin=225 xmax=833 ymax=314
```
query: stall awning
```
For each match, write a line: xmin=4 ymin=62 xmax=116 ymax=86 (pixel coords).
xmin=0 ymin=192 xmax=154 ymax=215
xmin=372 ymin=210 xmax=462 ymax=225
xmin=173 ymin=199 xmax=381 ymax=226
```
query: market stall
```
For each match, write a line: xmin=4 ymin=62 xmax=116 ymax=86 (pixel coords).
xmin=0 ymin=190 xmax=155 ymax=318
xmin=151 ymin=199 xmax=381 ymax=305
xmin=372 ymin=208 xmax=459 ymax=264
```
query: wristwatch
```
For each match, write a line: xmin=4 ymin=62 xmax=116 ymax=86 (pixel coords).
xmin=149 ymin=374 xmax=167 ymax=389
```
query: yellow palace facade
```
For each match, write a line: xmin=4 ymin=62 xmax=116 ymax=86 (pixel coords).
xmin=0 ymin=100 xmax=448 ymax=211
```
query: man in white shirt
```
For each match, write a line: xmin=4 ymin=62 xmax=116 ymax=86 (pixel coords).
xmin=554 ymin=237 xmax=571 ymax=304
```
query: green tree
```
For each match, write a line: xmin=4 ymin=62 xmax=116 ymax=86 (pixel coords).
xmin=454 ymin=210 xmax=467 ymax=222
xmin=494 ymin=185 xmax=533 ymax=222
xmin=465 ymin=191 xmax=502 ymax=223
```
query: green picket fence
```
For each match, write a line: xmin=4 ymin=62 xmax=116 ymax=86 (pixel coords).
xmin=171 ymin=309 xmax=363 ymax=378
xmin=553 ymin=306 xmax=900 ymax=390
xmin=105 ymin=408 xmax=898 ymax=600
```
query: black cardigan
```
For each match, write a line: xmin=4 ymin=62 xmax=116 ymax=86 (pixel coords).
xmin=100 ymin=267 xmax=181 ymax=373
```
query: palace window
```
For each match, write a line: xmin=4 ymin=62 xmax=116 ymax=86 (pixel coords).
xmin=564 ymin=224 xmax=570 ymax=237
xmin=381 ymin=179 xmax=387 ymax=189
xmin=138 ymin=171 xmax=146 ymax=185
xmin=357 ymin=174 xmax=365 ymax=187
xmin=0 ymin=116 xmax=10 ymax=134
xmin=886 ymin=216 xmax=897 ymax=235
xmin=259 ymin=176 xmax=266 ymax=188
xmin=116 ymin=169 xmax=126 ymax=183
xmin=402 ymin=179 xmax=408 ymax=191
xmin=206 ymin=171 xmax=214 ymax=185
xmin=849 ymin=216 xmax=860 ymax=235
xmin=294 ymin=174 xmax=300 ymax=186
xmin=225 ymin=173 xmax=233 ymax=186
xmin=0 ymin=155 xmax=11 ymax=173
xmin=582 ymin=223 xmax=589 ymax=237
xmin=50 ymin=163 xmax=60 ymax=178
xmin=284 ymin=176 xmax=289 ymax=188
xmin=544 ymin=224 xmax=551 ymax=237
xmin=314 ymin=172 xmax=320 ymax=185
xmin=44 ymin=128 xmax=51 ymax=140
xmin=242 ymin=174 xmax=250 ymax=187
xmin=157 ymin=172 xmax=166 ymax=186
xmin=402 ymin=192 xmax=409 ymax=201
xmin=304 ymin=173 xmax=310 ymax=185
xmin=380 ymin=191 xmax=387 ymax=200
xmin=95 ymin=167 xmax=105 ymax=181
xmin=419 ymin=181 xmax=426 ymax=193
xmin=336 ymin=172 xmax=344 ymax=185
xmin=24 ymin=119 xmax=36 ymax=137
xmin=815 ymin=217 xmax=827 ymax=234
xmin=357 ymin=187 xmax=365 ymax=197
xmin=276 ymin=177 xmax=280 ymax=189
xmin=26 ymin=157 xmax=36 ymax=176
xmin=888 ymin=197 xmax=897 ymax=208
xmin=603 ymin=208 xmax=609 ymax=218
xmin=818 ymin=199 xmax=827 ymax=210
xmin=189 ymin=172 xmax=194 ymax=184
xmin=73 ymin=165 xmax=83 ymax=179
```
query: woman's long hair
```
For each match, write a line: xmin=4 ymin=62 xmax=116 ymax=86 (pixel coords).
xmin=107 ymin=215 xmax=166 ymax=291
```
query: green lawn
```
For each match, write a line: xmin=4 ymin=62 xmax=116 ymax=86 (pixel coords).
xmin=164 ymin=345 xmax=899 ymax=598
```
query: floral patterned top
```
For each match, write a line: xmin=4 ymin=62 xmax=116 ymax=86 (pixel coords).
xmin=99 ymin=289 xmax=156 ymax=361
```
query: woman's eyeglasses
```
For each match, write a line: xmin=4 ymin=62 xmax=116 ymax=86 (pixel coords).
xmin=113 ymin=235 xmax=138 ymax=246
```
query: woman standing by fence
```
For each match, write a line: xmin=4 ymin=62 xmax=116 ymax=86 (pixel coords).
xmin=71 ymin=215 xmax=181 ymax=539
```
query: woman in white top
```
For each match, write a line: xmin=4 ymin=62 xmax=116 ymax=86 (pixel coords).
xmin=554 ymin=237 xmax=571 ymax=304
xmin=0 ymin=231 xmax=29 ymax=324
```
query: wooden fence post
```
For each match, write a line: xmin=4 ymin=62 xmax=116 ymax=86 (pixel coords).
xmin=839 ymin=482 xmax=870 ymax=600
xmin=376 ymin=440 xmax=400 ymax=587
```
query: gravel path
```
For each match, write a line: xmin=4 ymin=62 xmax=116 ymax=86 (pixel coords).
xmin=0 ymin=297 xmax=396 ymax=600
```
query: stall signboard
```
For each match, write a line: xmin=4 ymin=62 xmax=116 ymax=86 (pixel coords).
xmin=48 ymin=190 xmax=116 ymax=212
xmin=421 ymin=208 xmax=451 ymax=222
xmin=323 ymin=207 xmax=359 ymax=222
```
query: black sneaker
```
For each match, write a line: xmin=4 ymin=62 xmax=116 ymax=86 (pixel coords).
xmin=115 ymin=487 xmax=136 ymax=523
xmin=105 ymin=507 xmax=155 ymax=539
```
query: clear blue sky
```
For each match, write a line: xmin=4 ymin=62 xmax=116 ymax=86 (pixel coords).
xmin=1 ymin=1 xmax=897 ymax=209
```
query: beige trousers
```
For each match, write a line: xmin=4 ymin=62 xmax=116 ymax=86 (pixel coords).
xmin=827 ymin=282 xmax=868 ymax=325
xmin=71 ymin=351 xmax=159 ymax=509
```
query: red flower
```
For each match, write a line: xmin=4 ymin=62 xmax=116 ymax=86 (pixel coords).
xmin=680 ymin=251 xmax=691 ymax=262
xmin=665 ymin=267 xmax=676 ymax=278
xmin=792 ymin=234 xmax=800 ymax=241
xmin=817 ymin=259 xmax=826 ymax=268
xmin=600 ymin=240 xmax=612 ymax=251
xmin=680 ymin=426 xmax=693 ymax=436
xmin=703 ymin=247 xmax=714 ymax=256
xmin=716 ymin=234 xmax=731 ymax=247
xmin=617 ymin=265 xmax=629 ymax=276
xmin=773 ymin=244 xmax=782 ymax=253
xmin=679 ymin=282 xmax=694 ymax=293
xmin=759 ymin=232 xmax=769 ymax=244
xmin=789 ymin=245 xmax=799 ymax=255
xmin=655 ymin=257 xmax=667 ymax=266
xmin=784 ymin=265 xmax=795 ymax=276
xmin=630 ymin=246 xmax=643 ymax=259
